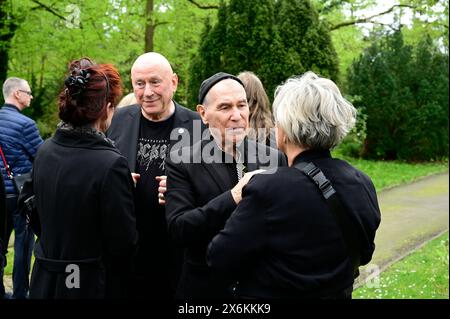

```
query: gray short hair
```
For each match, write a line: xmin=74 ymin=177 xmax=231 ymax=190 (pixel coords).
xmin=2 ymin=77 xmax=28 ymax=99
xmin=273 ymin=71 xmax=356 ymax=150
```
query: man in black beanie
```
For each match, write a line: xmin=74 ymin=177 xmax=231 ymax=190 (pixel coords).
xmin=165 ymin=72 xmax=286 ymax=298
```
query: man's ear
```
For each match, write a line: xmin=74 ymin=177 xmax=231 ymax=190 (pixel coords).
xmin=196 ymin=104 xmax=208 ymax=125
xmin=171 ymin=73 xmax=179 ymax=92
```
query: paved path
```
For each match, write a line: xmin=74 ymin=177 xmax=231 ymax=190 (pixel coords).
xmin=3 ymin=173 xmax=449 ymax=294
xmin=356 ymin=172 xmax=449 ymax=285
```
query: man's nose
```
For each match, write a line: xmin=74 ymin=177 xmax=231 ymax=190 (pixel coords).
xmin=144 ymin=84 xmax=154 ymax=96
xmin=230 ymin=106 xmax=242 ymax=121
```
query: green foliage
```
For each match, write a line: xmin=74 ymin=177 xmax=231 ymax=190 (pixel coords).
xmin=354 ymin=231 xmax=449 ymax=299
xmin=333 ymin=154 xmax=449 ymax=192
xmin=1 ymin=0 xmax=217 ymax=135
xmin=187 ymin=1 xmax=227 ymax=108
xmin=333 ymin=105 xmax=367 ymax=158
xmin=188 ymin=0 xmax=339 ymax=105
xmin=402 ymin=0 xmax=449 ymax=50
xmin=2 ymin=0 xmax=448 ymax=142
xmin=347 ymin=30 xmax=449 ymax=161
xmin=153 ymin=0 xmax=217 ymax=107
xmin=275 ymin=0 xmax=339 ymax=80
xmin=4 ymin=0 xmax=147 ymax=138
xmin=314 ymin=0 xmax=449 ymax=88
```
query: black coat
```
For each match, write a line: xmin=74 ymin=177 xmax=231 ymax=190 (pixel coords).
xmin=28 ymin=128 xmax=138 ymax=299
xmin=165 ymin=138 xmax=287 ymax=298
xmin=207 ymin=149 xmax=381 ymax=298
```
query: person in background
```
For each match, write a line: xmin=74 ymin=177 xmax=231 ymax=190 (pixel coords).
xmin=237 ymin=71 xmax=275 ymax=146
xmin=0 ymin=77 xmax=43 ymax=299
xmin=207 ymin=71 xmax=381 ymax=299
xmin=116 ymin=92 xmax=137 ymax=109
xmin=24 ymin=58 xmax=138 ymax=299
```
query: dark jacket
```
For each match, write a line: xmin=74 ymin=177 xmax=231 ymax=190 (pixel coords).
xmin=0 ymin=173 xmax=6 ymax=262
xmin=28 ymin=127 xmax=138 ymax=299
xmin=207 ymin=149 xmax=381 ymax=298
xmin=0 ymin=104 xmax=43 ymax=194
xmin=107 ymin=102 xmax=205 ymax=172
xmin=106 ymin=101 xmax=205 ymax=297
xmin=165 ymin=138 xmax=287 ymax=298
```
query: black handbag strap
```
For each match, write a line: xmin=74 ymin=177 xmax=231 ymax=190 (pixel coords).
xmin=294 ymin=161 xmax=361 ymax=277
xmin=0 ymin=143 xmax=33 ymax=178
xmin=0 ymin=144 xmax=13 ymax=179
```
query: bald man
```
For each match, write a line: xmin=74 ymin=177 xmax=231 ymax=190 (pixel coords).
xmin=107 ymin=52 xmax=205 ymax=298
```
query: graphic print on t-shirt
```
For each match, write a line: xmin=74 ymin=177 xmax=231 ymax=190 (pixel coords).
xmin=137 ymin=138 xmax=169 ymax=172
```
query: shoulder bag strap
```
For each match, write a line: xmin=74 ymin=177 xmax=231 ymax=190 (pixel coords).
xmin=0 ymin=144 xmax=13 ymax=179
xmin=294 ymin=161 xmax=361 ymax=277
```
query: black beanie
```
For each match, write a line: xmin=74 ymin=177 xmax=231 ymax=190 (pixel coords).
xmin=198 ymin=72 xmax=245 ymax=104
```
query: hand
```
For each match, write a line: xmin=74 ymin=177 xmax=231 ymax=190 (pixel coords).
xmin=156 ymin=175 xmax=167 ymax=206
xmin=231 ymin=169 xmax=265 ymax=204
xmin=131 ymin=173 xmax=140 ymax=186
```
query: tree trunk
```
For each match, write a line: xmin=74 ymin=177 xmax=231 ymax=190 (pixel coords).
xmin=0 ymin=0 xmax=17 ymax=84
xmin=144 ymin=0 xmax=154 ymax=52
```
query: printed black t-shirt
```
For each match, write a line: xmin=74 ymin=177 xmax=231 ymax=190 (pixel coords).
xmin=133 ymin=112 xmax=175 ymax=286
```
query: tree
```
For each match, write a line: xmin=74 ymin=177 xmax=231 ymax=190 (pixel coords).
xmin=347 ymin=30 xmax=448 ymax=160
xmin=274 ymin=0 xmax=339 ymax=81
xmin=187 ymin=8 xmax=226 ymax=108
xmin=188 ymin=0 xmax=339 ymax=106
xmin=403 ymin=35 xmax=449 ymax=159
xmin=0 ymin=0 xmax=18 ymax=83
xmin=313 ymin=0 xmax=449 ymax=85
xmin=6 ymin=0 xmax=145 ymax=136
xmin=187 ymin=0 xmax=276 ymax=107
xmin=153 ymin=0 xmax=218 ymax=105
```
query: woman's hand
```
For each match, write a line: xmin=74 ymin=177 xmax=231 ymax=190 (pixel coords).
xmin=231 ymin=169 xmax=265 ymax=204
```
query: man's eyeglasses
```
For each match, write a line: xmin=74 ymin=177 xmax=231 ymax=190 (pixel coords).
xmin=18 ymin=90 xmax=32 ymax=96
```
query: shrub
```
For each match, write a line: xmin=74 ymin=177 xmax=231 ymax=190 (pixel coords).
xmin=347 ymin=31 xmax=448 ymax=161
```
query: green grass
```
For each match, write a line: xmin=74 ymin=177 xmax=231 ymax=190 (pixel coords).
xmin=3 ymin=249 xmax=14 ymax=276
xmin=332 ymin=152 xmax=448 ymax=192
xmin=3 ymin=244 xmax=35 ymax=277
xmin=354 ymin=231 xmax=449 ymax=299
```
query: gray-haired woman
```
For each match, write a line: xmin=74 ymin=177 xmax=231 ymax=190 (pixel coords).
xmin=207 ymin=71 xmax=381 ymax=299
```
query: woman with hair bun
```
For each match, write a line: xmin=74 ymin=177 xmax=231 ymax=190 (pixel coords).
xmin=26 ymin=58 xmax=138 ymax=299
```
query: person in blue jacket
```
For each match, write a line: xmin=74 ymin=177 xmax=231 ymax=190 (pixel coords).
xmin=0 ymin=77 xmax=43 ymax=299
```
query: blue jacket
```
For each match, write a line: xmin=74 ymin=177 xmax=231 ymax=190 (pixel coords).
xmin=0 ymin=104 xmax=43 ymax=195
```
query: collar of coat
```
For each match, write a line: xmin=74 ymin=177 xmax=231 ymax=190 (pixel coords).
xmin=293 ymin=149 xmax=332 ymax=166
xmin=53 ymin=122 xmax=118 ymax=152
xmin=2 ymin=103 xmax=21 ymax=113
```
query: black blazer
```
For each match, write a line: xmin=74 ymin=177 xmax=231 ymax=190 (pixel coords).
xmin=207 ymin=149 xmax=381 ymax=298
xmin=107 ymin=102 xmax=204 ymax=172
xmin=27 ymin=128 xmax=138 ymax=299
xmin=165 ymin=138 xmax=287 ymax=298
